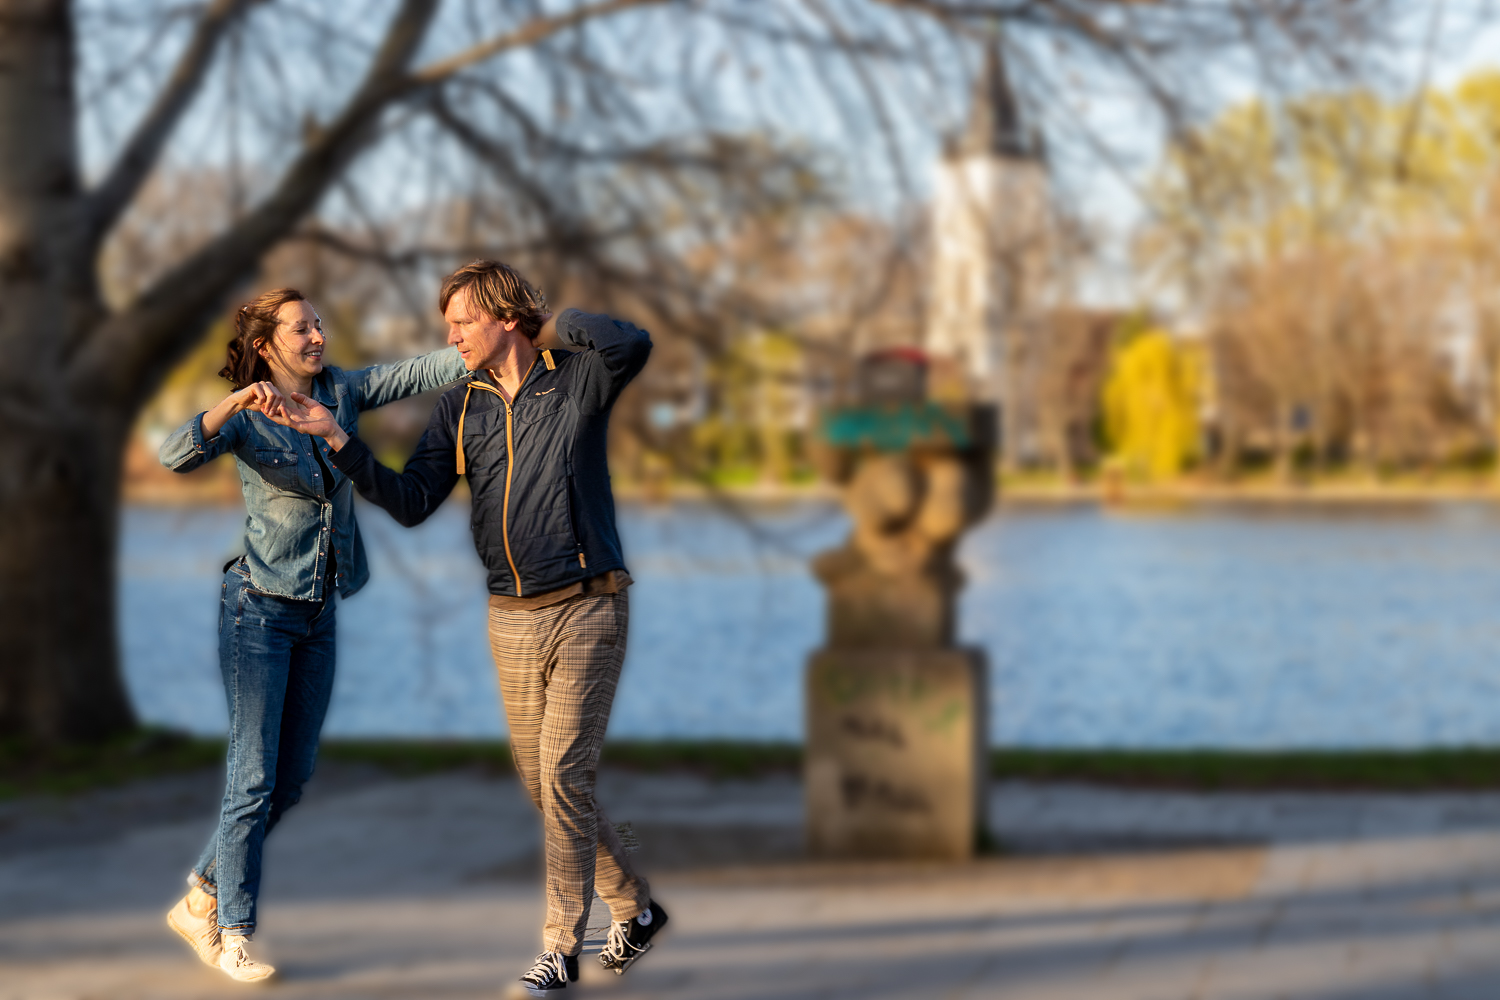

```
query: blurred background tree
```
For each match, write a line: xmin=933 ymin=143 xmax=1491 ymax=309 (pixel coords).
xmin=1101 ymin=324 xmax=1202 ymax=481
xmin=1140 ymin=67 xmax=1500 ymax=480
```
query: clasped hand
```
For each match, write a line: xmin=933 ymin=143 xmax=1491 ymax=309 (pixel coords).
xmin=262 ymin=391 xmax=346 ymax=448
xmin=235 ymin=381 xmax=289 ymax=419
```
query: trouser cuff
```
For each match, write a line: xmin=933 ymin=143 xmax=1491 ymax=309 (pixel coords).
xmin=605 ymin=881 xmax=652 ymax=924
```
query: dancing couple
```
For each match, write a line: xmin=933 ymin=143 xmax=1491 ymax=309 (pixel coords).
xmin=159 ymin=260 xmax=665 ymax=994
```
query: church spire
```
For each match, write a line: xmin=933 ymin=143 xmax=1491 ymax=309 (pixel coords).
xmin=956 ymin=38 xmax=1032 ymax=159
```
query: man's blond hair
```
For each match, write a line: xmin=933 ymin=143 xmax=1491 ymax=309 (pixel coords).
xmin=439 ymin=259 xmax=549 ymax=340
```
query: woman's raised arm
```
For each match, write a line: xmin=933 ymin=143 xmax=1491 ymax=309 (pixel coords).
xmin=202 ymin=382 xmax=287 ymax=439
xmin=348 ymin=347 xmax=467 ymax=412
xmin=159 ymin=381 xmax=288 ymax=473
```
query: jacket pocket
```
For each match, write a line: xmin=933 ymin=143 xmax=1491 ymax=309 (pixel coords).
xmin=507 ymin=476 xmax=582 ymax=588
xmin=517 ymin=390 xmax=568 ymax=424
xmin=253 ymin=447 xmax=301 ymax=491
xmin=564 ymin=473 xmax=582 ymax=552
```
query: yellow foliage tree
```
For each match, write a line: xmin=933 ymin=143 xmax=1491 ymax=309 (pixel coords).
xmin=1102 ymin=329 xmax=1201 ymax=481
xmin=1141 ymin=71 xmax=1500 ymax=282
xmin=1138 ymin=70 xmax=1500 ymax=474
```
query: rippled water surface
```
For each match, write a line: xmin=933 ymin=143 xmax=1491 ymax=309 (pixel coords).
xmin=121 ymin=499 xmax=1500 ymax=747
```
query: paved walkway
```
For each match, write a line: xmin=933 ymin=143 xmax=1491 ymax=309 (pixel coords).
xmin=4 ymin=765 xmax=1500 ymax=999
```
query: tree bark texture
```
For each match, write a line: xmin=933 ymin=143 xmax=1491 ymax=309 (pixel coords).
xmin=0 ymin=413 xmax=135 ymax=740
xmin=0 ymin=0 xmax=134 ymax=739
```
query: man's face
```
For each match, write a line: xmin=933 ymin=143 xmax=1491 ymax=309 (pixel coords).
xmin=445 ymin=287 xmax=518 ymax=371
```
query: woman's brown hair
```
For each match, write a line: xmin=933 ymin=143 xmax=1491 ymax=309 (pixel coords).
xmin=219 ymin=287 xmax=307 ymax=390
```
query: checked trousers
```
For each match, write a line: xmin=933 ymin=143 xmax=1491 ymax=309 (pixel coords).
xmin=488 ymin=590 xmax=651 ymax=955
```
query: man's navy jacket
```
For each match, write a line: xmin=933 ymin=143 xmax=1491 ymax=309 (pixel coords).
xmin=328 ymin=309 xmax=651 ymax=597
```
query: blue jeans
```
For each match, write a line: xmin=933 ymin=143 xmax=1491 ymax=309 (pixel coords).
xmin=190 ymin=559 xmax=337 ymax=934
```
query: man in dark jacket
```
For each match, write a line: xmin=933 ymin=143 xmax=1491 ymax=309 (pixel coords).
xmin=276 ymin=260 xmax=667 ymax=995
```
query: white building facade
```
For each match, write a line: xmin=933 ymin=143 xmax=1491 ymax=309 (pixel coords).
xmin=926 ymin=42 xmax=1052 ymax=458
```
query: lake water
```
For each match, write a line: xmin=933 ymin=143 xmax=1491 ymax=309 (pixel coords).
xmin=121 ymin=499 xmax=1500 ymax=748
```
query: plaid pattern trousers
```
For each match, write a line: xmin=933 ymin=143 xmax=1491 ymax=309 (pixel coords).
xmin=488 ymin=590 xmax=651 ymax=955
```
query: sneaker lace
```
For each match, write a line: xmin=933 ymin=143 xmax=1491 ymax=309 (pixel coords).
xmin=602 ymin=920 xmax=643 ymax=964
xmin=522 ymin=951 xmax=567 ymax=986
xmin=223 ymin=938 xmax=252 ymax=968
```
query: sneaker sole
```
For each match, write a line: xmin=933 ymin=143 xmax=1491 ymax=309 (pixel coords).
xmin=219 ymin=963 xmax=277 ymax=984
xmin=165 ymin=909 xmax=221 ymax=967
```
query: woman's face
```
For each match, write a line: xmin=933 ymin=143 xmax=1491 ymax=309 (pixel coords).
xmin=260 ymin=300 xmax=325 ymax=383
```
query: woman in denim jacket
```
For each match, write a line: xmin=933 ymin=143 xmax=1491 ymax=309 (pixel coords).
xmin=157 ymin=287 xmax=465 ymax=982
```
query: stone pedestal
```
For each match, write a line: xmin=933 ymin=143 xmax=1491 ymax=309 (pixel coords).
xmin=806 ymin=360 xmax=994 ymax=861
xmin=806 ymin=648 xmax=987 ymax=860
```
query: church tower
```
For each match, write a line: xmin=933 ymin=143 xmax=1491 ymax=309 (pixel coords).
xmin=926 ymin=40 xmax=1050 ymax=452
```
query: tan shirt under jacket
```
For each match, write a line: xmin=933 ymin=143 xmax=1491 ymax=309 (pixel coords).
xmin=487 ymin=569 xmax=633 ymax=613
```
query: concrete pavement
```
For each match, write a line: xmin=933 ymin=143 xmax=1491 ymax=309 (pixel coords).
xmin=4 ymin=764 xmax=1500 ymax=999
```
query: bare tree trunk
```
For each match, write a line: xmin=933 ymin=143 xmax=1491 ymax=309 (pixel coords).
xmin=999 ymin=324 xmax=1024 ymax=472
xmin=0 ymin=0 xmax=134 ymax=739
xmin=0 ymin=414 xmax=136 ymax=739
xmin=1310 ymin=409 xmax=1330 ymax=475
xmin=1055 ymin=423 xmax=1076 ymax=482
xmin=1273 ymin=398 xmax=1295 ymax=483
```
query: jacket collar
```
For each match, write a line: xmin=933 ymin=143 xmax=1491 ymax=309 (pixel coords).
xmin=472 ymin=353 xmax=547 ymax=398
xmin=309 ymin=369 xmax=338 ymax=407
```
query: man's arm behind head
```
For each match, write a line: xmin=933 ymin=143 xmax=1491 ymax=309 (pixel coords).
xmin=554 ymin=309 xmax=652 ymax=415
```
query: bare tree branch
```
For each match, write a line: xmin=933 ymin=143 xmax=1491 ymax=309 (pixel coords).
xmin=409 ymin=0 xmax=675 ymax=84
xmin=76 ymin=0 xmax=697 ymax=405
xmin=83 ymin=0 xmax=255 ymax=248
xmin=292 ymin=222 xmax=634 ymax=265
xmin=73 ymin=0 xmax=444 ymax=402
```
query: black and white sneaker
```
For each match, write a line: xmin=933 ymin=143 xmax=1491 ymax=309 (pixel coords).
xmin=598 ymin=899 xmax=669 ymax=976
xmin=517 ymin=951 xmax=578 ymax=995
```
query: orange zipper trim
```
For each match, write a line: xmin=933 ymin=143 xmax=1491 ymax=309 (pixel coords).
xmin=501 ymin=399 xmax=520 ymax=594
xmin=458 ymin=380 xmax=506 ymax=471
xmin=494 ymin=357 xmax=539 ymax=596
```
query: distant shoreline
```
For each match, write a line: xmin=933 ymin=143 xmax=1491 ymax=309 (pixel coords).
xmin=999 ymin=481 xmax=1500 ymax=507
xmin=120 ymin=424 xmax=1500 ymax=507
xmin=123 ymin=478 xmax=1500 ymax=508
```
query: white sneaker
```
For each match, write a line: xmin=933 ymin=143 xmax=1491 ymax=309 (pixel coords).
xmin=218 ymin=933 xmax=276 ymax=983
xmin=166 ymin=894 xmax=221 ymax=965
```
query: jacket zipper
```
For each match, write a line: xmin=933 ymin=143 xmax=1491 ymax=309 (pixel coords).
xmin=501 ymin=397 xmax=520 ymax=594
xmin=463 ymin=358 xmax=538 ymax=596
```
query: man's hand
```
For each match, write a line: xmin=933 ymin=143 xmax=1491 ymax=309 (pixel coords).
xmin=534 ymin=312 xmax=556 ymax=344
xmin=265 ymin=392 xmax=351 ymax=451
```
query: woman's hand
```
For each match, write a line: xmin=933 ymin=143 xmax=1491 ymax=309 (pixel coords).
xmin=236 ymin=381 xmax=287 ymax=417
xmin=202 ymin=381 xmax=286 ymax=439
xmin=265 ymin=392 xmax=351 ymax=451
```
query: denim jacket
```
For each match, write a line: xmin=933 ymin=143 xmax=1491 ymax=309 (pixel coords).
xmin=159 ymin=348 xmax=467 ymax=601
